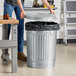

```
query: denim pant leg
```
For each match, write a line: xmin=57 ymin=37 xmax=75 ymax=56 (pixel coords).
xmin=4 ymin=1 xmax=14 ymax=38
xmin=14 ymin=5 xmax=24 ymax=52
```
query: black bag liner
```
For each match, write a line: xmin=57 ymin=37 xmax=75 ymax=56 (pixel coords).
xmin=25 ymin=21 xmax=60 ymax=31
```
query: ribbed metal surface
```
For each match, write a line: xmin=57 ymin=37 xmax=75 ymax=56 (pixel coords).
xmin=26 ymin=31 xmax=57 ymax=68
xmin=67 ymin=18 xmax=76 ymax=23
xmin=68 ymin=29 xmax=76 ymax=35
xmin=66 ymin=1 xmax=76 ymax=11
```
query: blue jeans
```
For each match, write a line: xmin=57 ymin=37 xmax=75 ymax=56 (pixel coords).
xmin=4 ymin=1 xmax=24 ymax=52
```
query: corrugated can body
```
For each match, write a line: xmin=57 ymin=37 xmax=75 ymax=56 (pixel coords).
xmin=26 ymin=31 xmax=57 ymax=68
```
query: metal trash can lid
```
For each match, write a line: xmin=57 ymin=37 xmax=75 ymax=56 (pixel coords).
xmin=25 ymin=21 xmax=60 ymax=31
xmin=25 ymin=13 xmax=57 ymax=22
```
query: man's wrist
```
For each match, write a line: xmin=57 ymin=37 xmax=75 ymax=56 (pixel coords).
xmin=49 ymin=8 xmax=52 ymax=11
xmin=21 ymin=8 xmax=24 ymax=12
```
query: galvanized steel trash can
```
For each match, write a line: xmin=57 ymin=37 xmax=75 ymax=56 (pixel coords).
xmin=25 ymin=21 xmax=59 ymax=68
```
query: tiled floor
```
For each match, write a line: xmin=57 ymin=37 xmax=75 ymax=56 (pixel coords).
xmin=0 ymin=44 xmax=76 ymax=76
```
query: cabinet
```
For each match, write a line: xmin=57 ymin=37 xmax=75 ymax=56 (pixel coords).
xmin=63 ymin=0 xmax=76 ymax=44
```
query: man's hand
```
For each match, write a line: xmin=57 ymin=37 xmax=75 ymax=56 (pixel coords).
xmin=20 ymin=10 xmax=25 ymax=19
xmin=51 ymin=10 xmax=55 ymax=14
xmin=41 ymin=0 xmax=55 ymax=14
xmin=16 ymin=0 xmax=25 ymax=19
xmin=49 ymin=8 xmax=55 ymax=14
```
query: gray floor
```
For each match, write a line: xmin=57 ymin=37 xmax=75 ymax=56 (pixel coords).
xmin=0 ymin=44 xmax=76 ymax=76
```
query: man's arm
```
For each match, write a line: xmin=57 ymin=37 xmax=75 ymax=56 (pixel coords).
xmin=16 ymin=0 xmax=25 ymax=19
xmin=42 ymin=0 xmax=55 ymax=14
xmin=16 ymin=0 xmax=55 ymax=19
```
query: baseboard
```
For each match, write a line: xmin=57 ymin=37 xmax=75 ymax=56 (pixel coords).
xmin=57 ymin=39 xmax=76 ymax=44
xmin=24 ymin=41 xmax=27 ymax=45
xmin=24 ymin=39 xmax=76 ymax=45
xmin=57 ymin=39 xmax=63 ymax=44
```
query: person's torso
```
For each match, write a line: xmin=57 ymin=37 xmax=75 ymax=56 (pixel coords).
xmin=5 ymin=0 xmax=24 ymax=6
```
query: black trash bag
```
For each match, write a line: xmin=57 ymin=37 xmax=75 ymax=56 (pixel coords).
xmin=25 ymin=21 xmax=60 ymax=31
